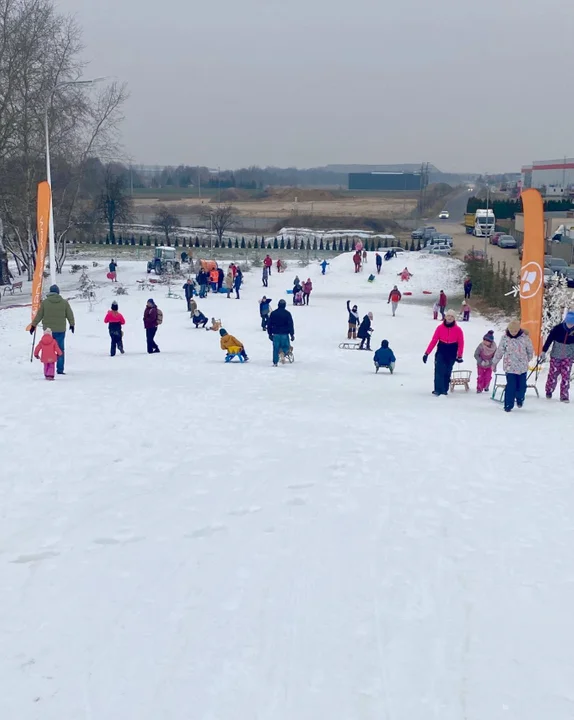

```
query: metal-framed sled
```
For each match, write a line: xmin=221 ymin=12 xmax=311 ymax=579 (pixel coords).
xmin=491 ymin=370 xmax=540 ymax=402
xmin=278 ymin=346 xmax=294 ymax=364
xmin=339 ymin=342 xmax=361 ymax=350
xmin=375 ymin=362 xmax=394 ymax=374
xmin=449 ymin=369 xmax=472 ymax=392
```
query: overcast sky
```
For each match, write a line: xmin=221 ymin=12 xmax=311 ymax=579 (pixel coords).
xmin=57 ymin=0 xmax=573 ymax=173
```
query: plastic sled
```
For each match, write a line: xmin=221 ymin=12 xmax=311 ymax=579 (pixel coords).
xmin=225 ymin=346 xmax=245 ymax=363
xmin=375 ymin=362 xmax=394 ymax=374
xmin=422 ymin=290 xmax=432 ymax=295
xmin=368 ymin=274 xmax=375 ymax=283
xmin=286 ymin=289 xmax=294 ymax=294
xmin=339 ymin=342 xmax=361 ymax=350
xmin=403 ymin=291 xmax=413 ymax=296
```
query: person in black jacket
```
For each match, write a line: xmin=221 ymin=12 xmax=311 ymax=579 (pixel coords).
xmin=259 ymin=296 xmax=273 ymax=331
xmin=196 ymin=270 xmax=209 ymax=298
xmin=217 ymin=267 xmax=224 ymax=292
xmin=182 ymin=278 xmax=196 ymax=311
xmin=346 ymin=300 xmax=359 ymax=339
xmin=357 ymin=312 xmax=373 ymax=350
xmin=268 ymin=299 xmax=295 ymax=366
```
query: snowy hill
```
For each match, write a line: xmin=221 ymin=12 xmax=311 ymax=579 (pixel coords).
xmin=0 ymin=253 xmax=572 ymax=720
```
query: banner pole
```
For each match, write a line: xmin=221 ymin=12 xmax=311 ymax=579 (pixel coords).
xmin=30 ymin=328 xmax=36 ymax=362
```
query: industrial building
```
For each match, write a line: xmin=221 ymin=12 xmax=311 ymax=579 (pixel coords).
xmin=521 ymin=159 xmax=574 ymax=195
xmin=348 ymin=171 xmax=422 ymax=192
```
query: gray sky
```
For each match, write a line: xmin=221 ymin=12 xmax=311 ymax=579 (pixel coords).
xmin=58 ymin=0 xmax=574 ymax=173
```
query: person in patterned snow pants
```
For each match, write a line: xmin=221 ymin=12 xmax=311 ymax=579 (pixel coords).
xmin=542 ymin=310 xmax=574 ymax=402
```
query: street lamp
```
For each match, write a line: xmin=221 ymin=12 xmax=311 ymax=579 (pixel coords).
xmin=44 ymin=77 xmax=106 ymax=283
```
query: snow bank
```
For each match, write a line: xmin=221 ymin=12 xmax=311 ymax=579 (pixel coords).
xmin=276 ymin=226 xmax=396 ymax=241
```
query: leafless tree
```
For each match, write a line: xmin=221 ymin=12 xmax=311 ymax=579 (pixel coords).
xmin=152 ymin=206 xmax=180 ymax=244
xmin=95 ymin=164 xmax=133 ymax=242
xmin=201 ymin=203 xmax=237 ymax=244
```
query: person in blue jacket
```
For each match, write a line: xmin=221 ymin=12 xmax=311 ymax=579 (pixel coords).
xmin=320 ymin=260 xmax=329 ymax=275
xmin=234 ymin=267 xmax=243 ymax=299
xmin=259 ymin=296 xmax=272 ymax=331
xmin=373 ymin=339 xmax=396 ymax=373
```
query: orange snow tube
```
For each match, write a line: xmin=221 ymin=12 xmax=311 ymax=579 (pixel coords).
xmin=200 ymin=260 xmax=218 ymax=272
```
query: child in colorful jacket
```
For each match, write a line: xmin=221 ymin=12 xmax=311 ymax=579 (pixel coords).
xmin=104 ymin=301 xmax=126 ymax=356
xmin=493 ymin=320 xmax=534 ymax=412
xmin=34 ymin=328 xmax=63 ymax=380
xmin=461 ymin=300 xmax=471 ymax=322
xmin=373 ymin=339 xmax=396 ymax=372
xmin=473 ymin=330 xmax=497 ymax=393
xmin=219 ymin=328 xmax=249 ymax=361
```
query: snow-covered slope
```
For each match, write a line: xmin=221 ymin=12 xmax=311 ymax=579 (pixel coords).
xmin=0 ymin=255 xmax=572 ymax=720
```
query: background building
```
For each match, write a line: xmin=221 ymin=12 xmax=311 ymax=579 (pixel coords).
xmin=521 ymin=159 xmax=574 ymax=194
xmin=348 ymin=171 xmax=422 ymax=192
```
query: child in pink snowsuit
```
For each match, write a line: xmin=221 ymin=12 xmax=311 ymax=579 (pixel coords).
xmin=34 ymin=328 xmax=63 ymax=380
xmin=474 ymin=330 xmax=497 ymax=392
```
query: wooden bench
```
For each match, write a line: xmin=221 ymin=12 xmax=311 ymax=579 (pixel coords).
xmin=491 ymin=372 xmax=539 ymax=402
xmin=449 ymin=369 xmax=472 ymax=392
xmin=3 ymin=281 xmax=23 ymax=295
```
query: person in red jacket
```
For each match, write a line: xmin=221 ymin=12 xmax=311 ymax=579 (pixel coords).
xmin=388 ymin=285 xmax=402 ymax=316
xmin=264 ymin=255 xmax=273 ymax=275
xmin=353 ymin=251 xmax=362 ymax=273
xmin=143 ymin=299 xmax=160 ymax=354
xmin=423 ymin=308 xmax=464 ymax=395
xmin=438 ymin=290 xmax=447 ymax=319
xmin=104 ymin=301 xmax=126 ymax=356
xmin=34 ymin=328 xmax=63 ymax=380
xmin=302 ymin=278 xmax=313 ymax=305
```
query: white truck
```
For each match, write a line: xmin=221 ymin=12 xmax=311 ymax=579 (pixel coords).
xmin=474 ymin=209 xmax=495 ymax=237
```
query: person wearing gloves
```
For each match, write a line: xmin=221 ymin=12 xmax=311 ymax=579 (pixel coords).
xmin=541 ymin=309 xmax=574 ymax=402
xmin=104 ymin=301 xmax=126 ymax=356
xmin=30 ymin=284 xmax=75 ymax=375
xmin=259 ymin=296 xmax=273 ymax=331
xmin=492 ymin=319 xmax=534 ymax=412
xmin=219 ymin=328 xmax=249 ymax=361
xmin=34 ymin=328 xmax=63 ymax=380
xmin=267 ymin=299 xmax=295 ymax=367
xmin=373 ymin=339 xmax=396 ymax=373
xmin=346 ymin=300 xmax=360 ymax=339
xmin=423 ymin=308 xmax=464 ymax=396
xmin=474 ymin=330 xmax=497 ymax=393
xmin=357 ymin=312 xmax=374 ymax=350
xmin=387 ymin=286 xmax=402 ymax=317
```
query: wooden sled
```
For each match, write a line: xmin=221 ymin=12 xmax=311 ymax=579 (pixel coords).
xmin=449 ymin=369 xmax=472 ymax=392
xmin=279 ymin=346 xmax=294 ymax=364
xmin=339 ymin=342 xmax=361 ymax=350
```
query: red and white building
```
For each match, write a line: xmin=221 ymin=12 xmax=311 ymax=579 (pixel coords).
xmin=521 ymin=159 xmax=574 ymax=194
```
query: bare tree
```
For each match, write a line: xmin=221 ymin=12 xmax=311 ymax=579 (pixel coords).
xmin=95 ymin=164 xmax=133 ymax=242
xmin=152 ymin=206 xmax=180 ymax=244
xmin=201 ymin=203 xmax=236 ymax=244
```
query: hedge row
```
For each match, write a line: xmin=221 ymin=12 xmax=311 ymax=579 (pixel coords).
xmin=70 ymin=234 xmax=422 ymax=252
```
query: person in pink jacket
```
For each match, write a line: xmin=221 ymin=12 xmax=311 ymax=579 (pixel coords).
xmin=34 ymin=328 xmax=63 ymax=380
xmin=302 ymin=279 xmax=313 ymax=305
xmin=423 ymin=308 xmax=464 ymax=395
xmin=474 ymin=330 xmax=497 ymax=393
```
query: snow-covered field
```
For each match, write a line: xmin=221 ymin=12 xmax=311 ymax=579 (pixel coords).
xmin=1 ymin=252 xmax=573 ymax=720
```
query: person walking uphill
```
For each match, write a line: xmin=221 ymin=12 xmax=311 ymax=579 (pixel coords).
xmin=104 ymin=302 xmax=126 ymax=356
xmin=541 ymin=309 xmax=574 ymax=402
xmin=423 ymin=308 xmax=464 ymax=396
xmin=143 ymin=299 xmax=161 ymax=354
xmin=438 ymin=290 xmax=447 ymax=319
xmin=30 ymin=284 xmax=75 ymax=375
xmin=234 ymin=267 xmax=243 ymax=299
xmin=259 ymin=296 xmax=273 ymax=331
xmin=302 ymin=278 xmax=313 ymax=305
xmin=262 ymin=265 xmax=269 ymax=288
xmin=388 ymin=286 xmax=402 ymax=316
xmin=357 ymin=312 xmax=374 ymax=350
xmin=474 ymin=330 xmax=496 ymax=392
xmin=464 ymin=276 xmax=472 ymax=300
xmin=264 ymin=254 xmax=273 ymax=275
xmin=34 ymin=329 xmax=63 ymax=380
xmin=268 ymin=299 xmax=295 ymax=367
xmin=493 ymin=320 xmax=534 ymax=412
xmin=108 ymin=259 xmax=117 ymax=282
xmin=183 ymin=278 xmax=196 ymax=311
xmin=375 ymin=252 xmax=382 ymax=274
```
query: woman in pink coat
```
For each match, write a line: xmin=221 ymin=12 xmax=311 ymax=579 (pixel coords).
xmin=302 ymin=279 xmax=313 ymax=305
xmin=34 ymin=328 xmax=63 ymax=380
xmin=423 ymin=309 xmax=464 ymax=396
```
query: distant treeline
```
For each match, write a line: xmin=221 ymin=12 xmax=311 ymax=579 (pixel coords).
xmin=466 ymin=196 xmax=573 ymax=219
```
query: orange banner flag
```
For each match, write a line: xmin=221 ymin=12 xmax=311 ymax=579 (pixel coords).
xmin=28 ymin=181 xmax=51 ymax=330
xmin=520 ymin=188 xmax=545 ymax=355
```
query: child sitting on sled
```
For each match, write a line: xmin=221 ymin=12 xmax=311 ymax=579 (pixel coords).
xmin=219 ymin=328 xmax=249 ymax=361
xmin=373 ymin=339 xmax=396 ymax=373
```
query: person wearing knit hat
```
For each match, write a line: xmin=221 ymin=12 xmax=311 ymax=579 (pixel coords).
xmin=104 ymin=301 xmax=126 ymax=356
xmin=357 ymin=311 xmax=374 ymax=350
xmin=219 ymin=328 xmax=249 ymax=361
xmin=423 ymin=308 xmax=465 ymax=396
xmin=541 ymin=308 xmax=574 ymax=402
xmin=143 ymin=299 xmax=160 ymax=353
xmin=474 ymin=330 xmax=497 ymax=393
xmin=493 ymin=320 xmax=534 ymax=412
xmin=33 ymin=327 xmax=63 ymax=380
xmin=29 ymin=284 xmax=75 ymax=375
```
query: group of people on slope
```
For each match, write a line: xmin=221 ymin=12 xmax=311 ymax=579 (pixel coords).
xmin=183 ymin=264 xmax=244 ymax=303
xmin=346 ymin=300 xmax=374 ymax=350
xmin=292 ymin=276 xmax=313 ymax=305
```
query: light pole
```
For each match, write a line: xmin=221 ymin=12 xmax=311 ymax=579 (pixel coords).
xmin=484 ymin=180 xmax=490 ymax=258
xmin=44 ymin=77 xmax=106 ymax=283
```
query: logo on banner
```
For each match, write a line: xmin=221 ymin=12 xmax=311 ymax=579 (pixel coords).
xmin=519 ymin=261 xmax=543 ymax=299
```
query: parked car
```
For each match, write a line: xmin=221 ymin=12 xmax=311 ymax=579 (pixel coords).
xmin=438 ymin=210 xmax=450 ymax=219
xmin=411 ymin=227 xmax=424 ymax=240
xmin=425 ymin=234 xmax=453 ymax=249
xmin=545 ymin=257 xmax=569 ymax=272
xmin=558 ymin=268 xmax=574 ymax=288
xmin=386 ymin=246 xmax=405 ymax=254
xmin=490 ymin=231 xmax=505 ymax=245
xmin=498 ymin=235 xmax=518 ymax=249
xmin=427 ymin=244 xmax=452 ymax=256
xmin=464 ymin=249 xmax=486 ymax=262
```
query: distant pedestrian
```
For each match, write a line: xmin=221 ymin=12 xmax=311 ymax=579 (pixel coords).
xmin=438 ymin=290 xmax=447 ymax=319
xmin=225 ymin=268 xmax=234 ymax=298
xmin=375 ymin=253 xmax=382 ymax=274
xmin=108 ymin=259 xmax=117 ymax=282
xmin=461 ymin=300 xmax=471 ymax=321
xmin=259 ymin=296 xmax=273 ymax=331
xmin=196 ymin=269 xmax=208 ymax=298
xmin=234 ymin=267 xmax=243 ymax=299
xmin=493 ymin=320 xmax=534 ymax=412
xmin=264 ymin=254 xmax=273 ymax=275
xmin=104 ymin=301 xmax=126 ymax=356
xmin=183 ymin=278 xmax=196 ymax=311
xmin=34 ymin=328 xmax=63 ymax=381
xmin=373 ymin=339 xmax=396 ymax=373
xmin=346 ymin=300 xmax=359 ymax=339
xmin=209 ymin=268 xmax=219 ymax=293
xmin=464 ymin=276 xmax=472 ymax=299
xmin=143 ymin=298 xmax=161 ymax=354
xmin=353 ymin=251 xmax=362 ymax=273
xmin=302 ymin=278 xmax=313 ymax=305
xmin=30 ymin=284 xmax=75 ymax=375
xmin=262 ymin=265 xmax=269 ymax=287
xmin=217 ymin=267 xmax=224 ymax=292
xmin=362 ymin=249 xmax=367 ymax=263
xmin=388 ymin=285 xmax=402 ymax=316
xmin=541 ymin=309 xmax=574 ymax=402
xmin=432 ymin=301 xmax=440 ymax=320
xmin=320 ymin=260 xmax=329 ymax=275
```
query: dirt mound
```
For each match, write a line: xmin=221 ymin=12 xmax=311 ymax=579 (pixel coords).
xmin=211 ymin=188 xmax=253 ymax=203
xmin=258 ymin=187 xmax=342 ymax=202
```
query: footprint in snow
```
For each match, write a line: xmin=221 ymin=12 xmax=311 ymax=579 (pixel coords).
xmin=286 ymin=497 xmax=307 ymax=507
xmin=93 ymin=536 xmax=145 ymax=546
xmin=11 ymin=550 xmax=60 ymax=564
xmin=228 ymin=506 xmax=262 ymax=517
xmin=186 ymin=525 xmax=227 ymax=539
xmin=287 ymin=482 xmax=315 ymax=490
